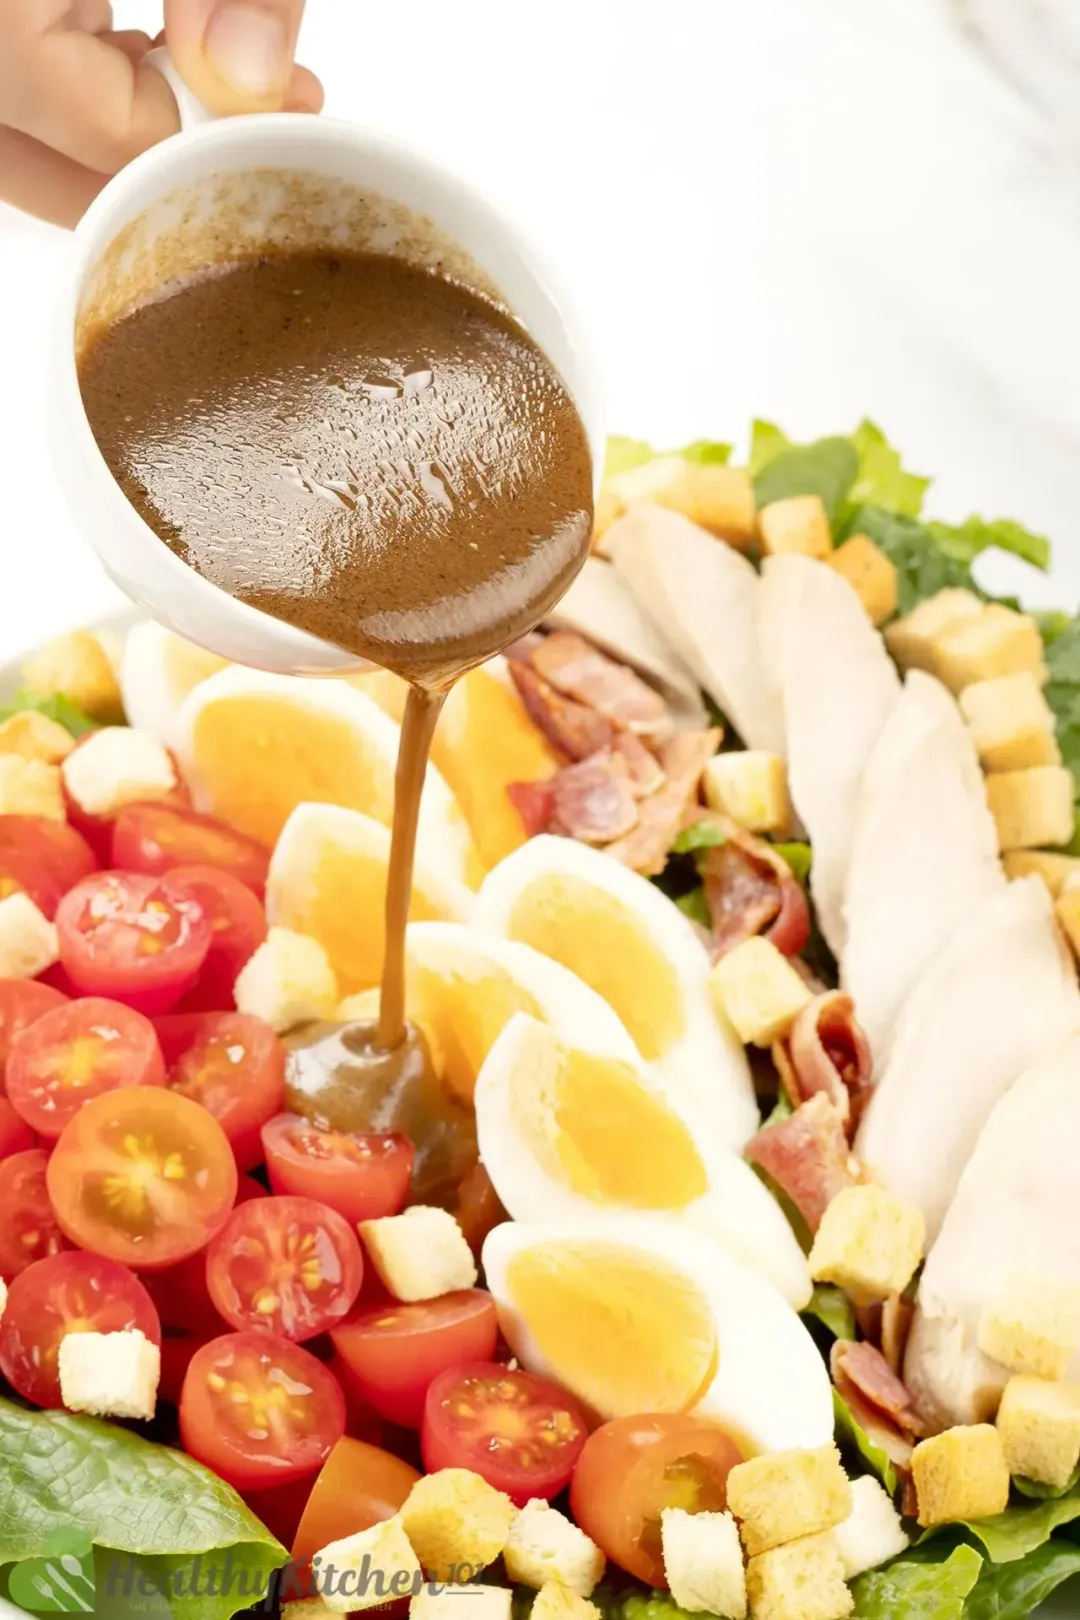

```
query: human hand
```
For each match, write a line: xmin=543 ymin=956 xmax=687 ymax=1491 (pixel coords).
xmin=0 ymin=1 xmax=323 ymax=228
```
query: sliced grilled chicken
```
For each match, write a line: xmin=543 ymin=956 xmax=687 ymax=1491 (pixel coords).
xmin=842 ymin=671 xmax=1005 ymax=1059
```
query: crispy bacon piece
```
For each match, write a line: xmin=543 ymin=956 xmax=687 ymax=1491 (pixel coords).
xmin=605 ymin=728 xmax=721 ymax=877
xmin=777 ymin=991 xmax=874 ymax=1131
xmin=698 ymin=815 xmax=810 ymax=960
xmin=506 ymin=778 xmax=557 ymax=838
xmin=551 ymin=750 xmax=639 ymax=845
xmin=745 ymin=1093 xmax=857 ymax=1233
xmin=508 ymin=661 xmax=614 ymax=762
xmin=612 ymin=730 xmax=666 ymax=798
xmin=832 ymin=1340 xmax=926 ymax=1437
xmin=531 ymin=631 xmax=673 ymax=740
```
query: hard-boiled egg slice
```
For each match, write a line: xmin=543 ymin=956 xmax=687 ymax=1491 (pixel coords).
xmin=119 ymin=621 xmax=231 ymax=749
xmin=475 ymin=1014 xmax=809 ymax=1308
xmin=473 ymin=835 xmax=758 ymax=1148
xmin=483 ymin=1216 xmax=832 ymax=1455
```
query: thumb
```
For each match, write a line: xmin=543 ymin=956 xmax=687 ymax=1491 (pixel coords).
xmin=163 ymin=0 xmax=311 ymax=114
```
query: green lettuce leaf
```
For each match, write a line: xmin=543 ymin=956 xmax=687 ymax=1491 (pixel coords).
xmin=752 ymin=435 xmax=859 ymax=525
xmin=803 ymin=1284 xmax=856 ymax=1342
xmin=747 ymin=419 xmax=792 ymax=477
xmin=849 ymin=506 xmax=981 ymax=617
xmin=922 ymin=1478 xmax=1080 ymax=1564
xmin=846 ymin=419 xmax=930 ymax=519
xmin=833 ymin=1388 xmax=899 ymax=1496
xmin=963 ymin=1541 xmax=1080 ymax=1620
xmin=1014 ymin=1468 xmax=1080 ymax=1501
xmin=1042 ymin=616 xmax=1080 ymax=842
xmin=604 ymin=437 xmax=654 ymax=478
xmin=0 ymin=687 xmax=99 ymax=737
xmin=927 ymin=515 xmax=1051 ymax=574
xmin=670 ymin=822 xmax=725 ymax=855
xmin=677 ymin=439 xmax=733 ymax=466
xmin=674 ymin=889 xmax=710 ymax=928
xmin=773 ymin=840 xmax=812 ymax=886
xmin=850 ymin=1544 xmax=983 ymax=1620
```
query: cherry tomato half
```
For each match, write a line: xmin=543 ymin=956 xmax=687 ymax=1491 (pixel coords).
xmin=62 ymin=739 xmax=190 ymax=859
xmin=142 ymin=1249 xmax=230 ymax=1337
xmin=47 ymin=1086 xmax=237 ymax=1268
xmin=157 ymin=1011 xmax=284 ymax=1170
xmin=180 ymin=1330 xmax=345 ymax=1489
xmin=292 ymin=1437 xmax=420 ymax=1563
xmin=0 ymin=1097 xmax=35 ymax=1159
xmin=111 ymin=804 xmax=270 ymax=896
xmin=56 ymin=870 xmax=212 ymax=1015
xmin=6 ymin=997 xmax=165 ymax=1140
xmin=0 ymin=1250 xmax=161 ymax=1408
xmin=206 ymin=1194 xmax=363 ymax=1342
xmin=168 ymin=866 xmax=268 ymax=1012
xmin=422 ymin=1362 xmax=588 ymax=1505
xmin=570 ymin=1414 xmax=743 ymax=1586
xmin=0 ymin=979 xmax=69 ymax=1086
xmin=262 ymin=1114 xmax=414 ymax=1227
xmin=0 ymin=1148 xmax=68 ymax=1278
xmin=331 ymin=1291 xmax=499 ymax=1429
xmin=0 ymin=816 xmax=98 ymax=919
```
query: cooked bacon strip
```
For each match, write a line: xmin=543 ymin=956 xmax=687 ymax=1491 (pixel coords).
xmin=832 ymin=1340 xmax=926 ymax=1437
xmin=838 ymin=1381 xmax=915 ymax=1471
xmin=779 ymin=992 xmax=874 ymax=1130
xmin=881 ymin=1292 xmax=915 ymax=1377
xmin=508 ymin=660 xmax=614 ymax=761
xmin=612 ymin=729 xmax=666 ymax=798
xmin=698 ymin=815 xmax=810 ymax=960
xmin=551 ymin=750 xmax=639 ymax=845
xmin=605 ymin=728 xmax=721 ymax=877
xmin=506 ymin=778 xmax=557 ymax=838
xmin=531 ymin=631 xmax=673 ymax=740
xmin=745 ymin=1093 xmax=856 ymax=1232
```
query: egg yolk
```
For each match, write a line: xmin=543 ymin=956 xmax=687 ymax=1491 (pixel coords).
xmin=406 ymin=947 xmax=544 ymax=1101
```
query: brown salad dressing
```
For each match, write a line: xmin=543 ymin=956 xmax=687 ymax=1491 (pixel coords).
xmin=78 ymin=247 xmax=593 ymax=1200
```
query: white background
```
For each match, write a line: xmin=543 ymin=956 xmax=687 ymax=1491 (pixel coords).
xmin=2 ymin=0 xmax=1080 ymax=660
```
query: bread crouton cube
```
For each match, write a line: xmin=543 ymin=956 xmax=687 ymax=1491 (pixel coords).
xmin=21 ymin=630 xmax=123 ymax=721
xmin=0 ymin=892 xmax=59 ymax=978
xmin=401 ymin=1468 xmax=514 ymax=1581
xmin=827 ymin=536 xmax=898 ymax=627
xmin=234 ymin=927 xmax=338 ymax=1032
xmin=709 ymin=937 xmax=813 ymax=1047
xmin=832 ymin=1477 xmax=909 ymax=1580
xmin=1055 ymin=890 xmax=1080 ymax=965
xmin=932 ymin=606 xmax=1047 ymax=694
xmin=411 ymin=1587 xmax=514 ymax=1620
xmin=57 ymin=1328 xmax=160 ymax=1421
xmin=0 ymin=756 xmax=64 ymax=821
xmin=314 ymin=1515 xmax=421 ymax=1612
xmin=997 ymin=1376 xmax=1080 ymax=1489
xmin=807 ymin=1184 xmax=925 ymax=1305
xmin=884 ymin=589 xmax=984 ymax=675
xmin=529 ymin=1585 xmax=600 ymax=1620
xmin=503 ymin=1500 xmax=605 ymax=1596
xmin=727 ymin=1445 xmax=851 ymax=1557
xmin=959 ymin=674 xmax=1060 ymax=772
xmin=0 ymin=711 xmax=75 ymax=765
xmin=62 ymin=726 xmax=176 ymax=818
xmin=986 ymin=767 xmax=1074 ymax=852
xmin=758 ymin=496 xmax=833 ymax=562
xmin=703 ymin=752 xmax=791 ymax=835
xmin=602 ymin=459 xmax=756 ymax=549
xmin=661 ymin=1507 xmax=746 ymax=1618
xmin=977 ymin=1272 xmax=1080 ymax=1379
xmin=1003 ymin=851 xmax=1080 ymax=895
xmin=911 ymin=1425 xmax=1010 ymax=1527
xmin=745 ymin=1532 xmax=852 ymax=1620
xmin=360 ymin=1206 xmax=477 ymax=1303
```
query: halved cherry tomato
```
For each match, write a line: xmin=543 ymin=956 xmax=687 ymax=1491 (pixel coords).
xmin=262 ymin=1114 xmax=414 ymax=1226
xmin=569 ymin=1414 xmax=742 ymax=1586
xmin=179 ymin=1330 xmax=346 ymax=1488
xmin=206 ymin=1194 xmax=363 ymax=1342
xmin=6 ymin=997 xmax=165 ymax=1140
xmin=62 ymin=738 xmax=190 ymax=859
xmin=292 ymin=1437 xmax=420 ymax=1562
xmin=156 ymin=1011 xmax=284 ymax=1170
xmin=0 ymin=1097 xmax=35 ymax=1158
xmin=0 ymin=1250 xmax=160 ymax=1408
xmin=0 ymin=979 xmax=69 ymax=1085
xmin=0 ymin=816 xmax=98 ymax=919
xmin=56 ymin=870 xmax=212 ymax=1015
xmin=168 ymin=866 xmax=267 ymax=1012
xmin=111 ymin=804 xmax=270 ymax=896
xmin=331 ymin=1291 xmax=499 ymax=1429
xmin=422 ymin=1361 xmax=588 ymax=1505
xmin=0 ymin=1148 xmax=68 ymax=1278
xmin=47 ymin=1086 xmax=237 ymax=1268
xmin=142 ymin=1249 xmax=230 ymax=1337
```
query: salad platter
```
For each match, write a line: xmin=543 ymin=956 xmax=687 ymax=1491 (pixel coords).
xmin=2 ymin=420 xmax=1080 ymax=1620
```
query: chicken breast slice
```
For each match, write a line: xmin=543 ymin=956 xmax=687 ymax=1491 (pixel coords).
xmin=856 ymin=876 xmax=1079 ymax=1246
xmin=603 ymin=504 xmax=785 ymax=754
xmin=759 ymin=556 xmax=900 ymax=955
xmin=842 ymin=670 xmax=1005 ymax=1060
xmin=905 ymin=1031 xmax=1080 ymax=1430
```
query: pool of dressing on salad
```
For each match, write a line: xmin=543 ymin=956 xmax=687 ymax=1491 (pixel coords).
xmin=78 ymin=247 xmax=593 ymax=1203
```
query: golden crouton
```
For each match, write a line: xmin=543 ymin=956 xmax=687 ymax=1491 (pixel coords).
xmin=884 ymin=590 xmax=984 ymax=675
xmin=401 ymin=1468 xmax=514 ymax=1582
xmin=911 ymin=1425 xmax=1010 ymax=1528
xmin=986 ymin=766 xmax=1074 ymax=852
xmin=1055 ymin=891 xmax=1080 ymax=965
xmin=932 ymin=606 xmax=1047 ymax=694
xmin=529 ymin=1585 xmax=600 ymax=1620
xmin=0 ymin=711 xmax=74 ymax=765
xmin=503 ymin=1500 xmax=605 ymax=1596
xmin=997 ymin=1376 xmax=1080 ymax=1489
xmin=977 ymin=1272 xmax=1080 ymax=1380
xmin=20 ymin=630 xmax=123 ymax=722
xmin=1003 ymin=851 xmax=1080 ymax=896
xmin=360 ymin=1206 xmax=477 ymax=1302
xmin=727 ymin=1445 xmax=851 ymax=1557
xmin=601 ymin=459 xmax=756 ymax=550
xmin=745 ymin=1532 xmax=852 ymax=1620
xmin=0 ymin=756 xmax=65 ymax=821
xmin=703 ymin=751 xmax=791 ymax=835
xmin=661 ymin=1507 xmax=746 ymax=1619
xmin=709 ymin=936 xmax=814 ymax=1047
xmin=758 ymin=496 xmax=833 ymax=562
xmin=412 ymin=1588 xmax=514 ymax=1620
xmin=315 ymin=1516 xmax=420 ymax=1612
xmin=807 ymin=1184 xmax=925 ymax=1306
xmin=827 ymin=535 xmax=898 ymax=627
xmin=959 ymin=674 xmax=1060 ymax=772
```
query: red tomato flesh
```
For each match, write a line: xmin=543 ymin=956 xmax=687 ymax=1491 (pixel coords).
xmin=262 ymin=1114 xmax=414 ymax=1226
xmin=158 ymin=1334 xmax=214 ymax=1407
xmin=168 ymin=866 xmax=267 ymax=1012
xmin=422 ymin=1361 xmax=588 ymax=1505
xmin=291 ymin=1436 xmax=420 ymax=1563
xmin=0 ymin=1148 xmax=68 ymax=1278
xmin=0 ymin=816 xmax=98 ymax=920
xmin=0 ymin=979 xmax=69 ymax=1086
xmin=111 ymin=804 xmax=270 ymax=895
xmin=331 ymin=1291 xmax=498 ymax=1429
xmin=47 ymin=1085 xmax=237 ymax=1268
xmin=142 ymin=1248 xmax=230 ymax=1337
xmin=56 ymin=870 xmax=212 ymax=1015
xmin=0 ymin=1097 xmax=36 ymax=1159
xmin=0 ymin=1249 xmax=160 ymax=1408
xmin=179 ymin=1330 xmax=345 ymax=1489
xmin=6 ymin=997 xmax=164 ymax=1140
xmin=206 ymin=1194 xmax=363 ymax=1342
xmin=156 ymin=1011 xmax=284 ymax=1170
